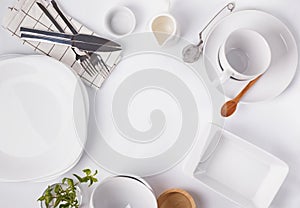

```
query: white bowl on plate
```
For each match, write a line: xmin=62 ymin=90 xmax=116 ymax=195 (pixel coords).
xmin=90 ymin=176 xmax=157 ymax=208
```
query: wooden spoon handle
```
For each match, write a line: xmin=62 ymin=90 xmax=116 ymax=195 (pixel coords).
xmin=234 ymin=75 xmax=262 ymax=102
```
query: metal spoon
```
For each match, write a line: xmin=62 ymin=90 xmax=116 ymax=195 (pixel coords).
xmin=221 ymin=75 xmax=262 ymax=117
xmin=182 ymin=2 xmax=235 ymax=63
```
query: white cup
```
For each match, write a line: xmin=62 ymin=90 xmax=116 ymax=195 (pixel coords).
xmin=217 ymin=29 xmax=271 ymax=83
xmin=149 ymin=13 xmax=179 ymax=46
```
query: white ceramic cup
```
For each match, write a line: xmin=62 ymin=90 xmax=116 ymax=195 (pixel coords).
xmin=217 ymin=29 xmax=271 ymax=83
xmin=105 ymin=6 xmax=136 ymax=37
xmin=149 ymin=13 xmax=179 ymax=46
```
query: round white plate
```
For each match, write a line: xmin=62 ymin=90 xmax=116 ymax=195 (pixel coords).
xmin=0 ymin=55 xmax=87 ymax=182
xmin=90 ymin=176 xmax=157 ymax=208
xmin=85 ymin=33 xmax=225 ymax=176
xmin=203 ymin=10 xmax=298 ymax=103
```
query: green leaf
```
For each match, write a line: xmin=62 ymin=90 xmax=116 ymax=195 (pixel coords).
xmin=37 ymin=196 xmax=45 ymax=201
xmin=92 ymin=178 xmax=98 ymax=182
xmin=66 ymin=178 xmax=74 ymax=187
xmin=54 ymin=198 xmax=62 ymax=207
xmin=54 ymin=184 xmax=61 ymax=194
xmin=80 ymin=177 xmax=89 ymax=183
xmin=62 ymin=178 xmax=67 ymax=184
xmin=45 ymin=195 xmax=53 ymax=207
xmin=73 ymin=174 xmax=83 ymax=183
xmin=83 ymin=169 xmax=91 ymax=176
xmin=93 ymin=170 xmax=98 ymax=176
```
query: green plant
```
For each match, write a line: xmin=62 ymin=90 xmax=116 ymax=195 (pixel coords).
xmin=38 ymin=169 xmax=98 ymax=208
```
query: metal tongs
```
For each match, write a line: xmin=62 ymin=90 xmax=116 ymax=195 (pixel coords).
xmin=182 ymin=2 xmax=235 ymax=63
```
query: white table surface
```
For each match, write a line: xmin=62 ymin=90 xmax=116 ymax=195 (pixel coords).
xmin=0 ymin=0 xmax=299 ymax=207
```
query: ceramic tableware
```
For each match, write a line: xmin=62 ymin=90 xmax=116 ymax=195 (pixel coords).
xmin=217 ymin=29 xmax=271 ymax=83
xmin=157 ymin=189 xmax=196 ymax=208
xmin=105 ymin=6 xmax=136 ymax=37
xmin=0 ymin=55 xmax=87 ymax=182
xmin=90 ymin=176 xmax=157 ymax=208
xmin=84 ymin=33 xmax=225 ymax=177
xmin=150 ymin=13 xmax=179 ymax=46
xmin=148 ymin=0 xmax=179 ymax=46
xmin=0 ymin=54 xmax=90 ymax=122
xmin=185 ymin=124 xmax=289 ymax=208
xmin=203 ymin=10 xmax=298 ymax=102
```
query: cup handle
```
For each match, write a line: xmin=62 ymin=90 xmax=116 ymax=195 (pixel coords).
xmin=212 ymin=70 xmax=233 ymax=86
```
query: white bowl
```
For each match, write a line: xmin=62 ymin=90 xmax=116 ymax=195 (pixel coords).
xmin=185 ymin=124 xmax=289 ymax=208
xmin=90 ymin=176 xmax=157 ymax=208
xmin=105 ymin=6 xmax=136 ymax=37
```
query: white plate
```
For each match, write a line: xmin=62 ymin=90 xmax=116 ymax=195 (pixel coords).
xmin=0 ymin=55 xmax=87 ymax=182
xmin=90 ymin=176 xmax=157 ymax=208
xmin=0 ymin=54 xmax=90 ymax=124
xmin=203 ymin=10 xmax=298 ymax=103
xmin=85 ymin=33 xmax=225 ymax=177
xmin=185 ymin=124 xmax=289 ymax=208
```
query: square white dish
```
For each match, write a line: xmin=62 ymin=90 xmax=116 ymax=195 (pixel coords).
xmin=184 ymin=124 xmax=289 ymax=208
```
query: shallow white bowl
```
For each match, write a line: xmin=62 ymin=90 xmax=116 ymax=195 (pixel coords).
xmin=105 ymin=6 xmax=136 ymax=37
xmin=185 ymin=124 xmax=289 ymax=208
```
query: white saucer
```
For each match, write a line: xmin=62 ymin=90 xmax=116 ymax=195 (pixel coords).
xmin=203 ymin=10 xmax=298 ymax=103
xmin=0 ymin=55 xmax=87 ymax=182
xmin=85 ymin=33 xmax=225 ymax=177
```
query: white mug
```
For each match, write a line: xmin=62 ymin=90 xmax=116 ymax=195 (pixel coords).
xmin=149 ymin=13 xmax=179 ymax=46
xmin=217 ymin=29 xmax=271 ymax=84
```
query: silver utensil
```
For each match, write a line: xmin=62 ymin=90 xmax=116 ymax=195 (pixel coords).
xmin=34 ymin=2 xmax=118 ymax=77
xmin=50 ymin=0 xmax=113 ymax=78
xmin=35 ymin=2 xmax=97 ymax=76
xmin=20 ymin=27 xmax=121 ymax=52
xmin=182 ymin=2 xmax=235 ymax=63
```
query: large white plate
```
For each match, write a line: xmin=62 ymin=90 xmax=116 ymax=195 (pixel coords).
xmin=203 ymin=10 xmax=298 ymax=103
xmin=0 ymin=55 xmax=87 ymax=182
xmin=85 ymin=33 xmax=225 ymax=177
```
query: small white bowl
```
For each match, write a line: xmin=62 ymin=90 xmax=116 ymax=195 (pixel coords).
xmin=105 ymin=6 xmax=136 ymax=37
xmin=90 ymin=176 xmax=157 ymax=208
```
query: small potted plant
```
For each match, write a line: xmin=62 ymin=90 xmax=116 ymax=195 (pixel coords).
xmin=38 ymin=169 xmax=98 ymax=208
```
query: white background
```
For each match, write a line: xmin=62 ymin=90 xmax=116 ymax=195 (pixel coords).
xmin=0 ymin=0 xmax=299 ymax=207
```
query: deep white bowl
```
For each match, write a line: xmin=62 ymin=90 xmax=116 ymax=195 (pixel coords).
xmin=90 ymin=176 xmax=157 ymax=208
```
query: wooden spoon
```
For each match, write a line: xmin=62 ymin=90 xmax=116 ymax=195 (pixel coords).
xmin=221 ymin=75 xmax=262 ymax=117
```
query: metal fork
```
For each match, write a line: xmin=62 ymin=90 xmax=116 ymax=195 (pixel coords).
xmin=49 ymin=0 xmax=111 ymax=78
xmin=36 ymin=2 xmax=109 ymax=78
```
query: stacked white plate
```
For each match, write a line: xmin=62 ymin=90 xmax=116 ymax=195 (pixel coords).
xmin=0 ymin=55 xmax=89 ymax=182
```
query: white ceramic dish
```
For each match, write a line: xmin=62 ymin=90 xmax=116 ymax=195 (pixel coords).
xmin=105 ymin=6 xmax=136 ymax=36
xmin=85 ymin=33 xmax=225 ymax=177
xmin=90 ymin=176 xmax=157 ymax=208
xmin=185 ymin=124 xmax=289 ymax=208
xmin=0 ymin=55 xmax=87 ymax=182
xmin=0 ymin=54 xmax=90 ymax=120
xmin=203 ymin=10 xmax=298 ymax=103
